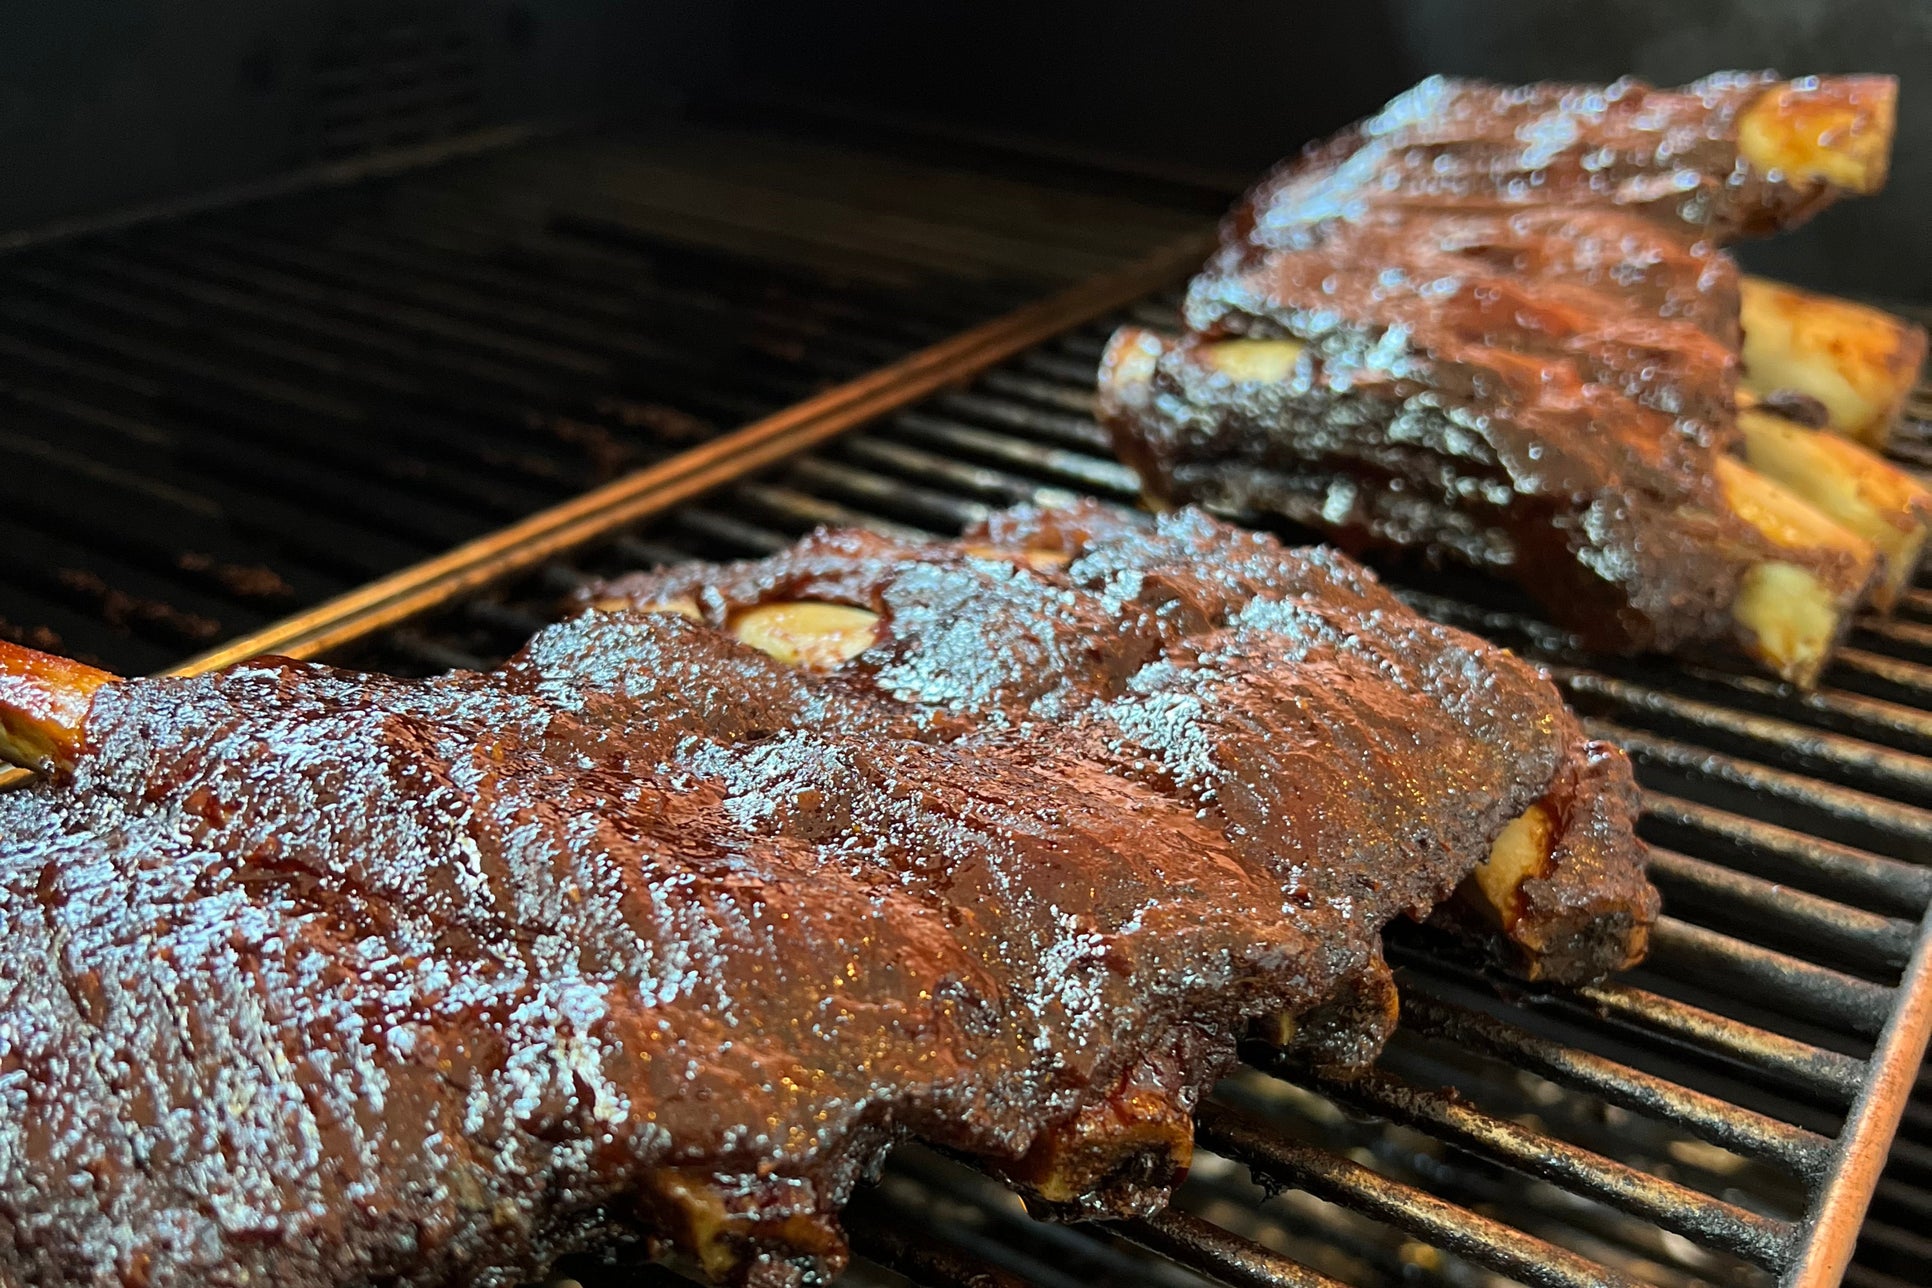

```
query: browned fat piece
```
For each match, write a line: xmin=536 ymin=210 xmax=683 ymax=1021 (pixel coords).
xmin=1101 ymin=72 xmax=1901 ymax=686
xmin=0 ymin=502 xmax=1650 ymax=1287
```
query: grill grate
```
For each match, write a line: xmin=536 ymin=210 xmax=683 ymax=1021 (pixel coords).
xmin=2 ymin=133 xmax=1929 ymax=1286
xmin=0 ymin=125 xmax=1201 ymax=675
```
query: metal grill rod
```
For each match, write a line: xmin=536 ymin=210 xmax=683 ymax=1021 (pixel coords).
xmin=1113 ymin=1209 xmax=1347 ymax=1288
xmin=1785 ymin=904 xmax=1932 ymax=1288
xmin=1249 ymin=1050 xmax=1796 ymax=1269
xmin=1396 ymin=989 xmax=1834 ymax=1177
xmin=1640 ymin=794 xmax=1932 ymax=919
xmin=1196 ymin=1103 xmax=1649 ymax=1288
xmin=1646 ymin=848 xmax=1915 ymax=973
xmin=1596 ymin=723 xmax=1932 ymax=860
xmin=1646 ymin=919 xmax=1896 ymax=1037
xmin=159 ymin=230 xmax=1214 ymax=673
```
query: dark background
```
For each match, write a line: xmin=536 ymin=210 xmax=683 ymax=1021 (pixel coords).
xmin=4 ymin=0 xmax=1929 ymax=295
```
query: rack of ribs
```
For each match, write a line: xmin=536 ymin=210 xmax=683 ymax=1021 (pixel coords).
xmin=1100 ymin=73 xmax=1931 ymax=687
xmin=0 ymin=502 xmax=1650 ymax=1287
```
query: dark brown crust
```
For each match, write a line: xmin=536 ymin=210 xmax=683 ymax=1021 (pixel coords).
xmin=600 ymin=503 xmax=1655 ymax=993
xmin=1273 ymin=949 xmax=1401 ymax=1076
xmin=1103 ymin=73 xmax=1892 ymax=663
xmin=0 ymin=503 xmax=1649 ymax=1287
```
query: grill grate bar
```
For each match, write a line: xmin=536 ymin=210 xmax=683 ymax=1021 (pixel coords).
xmin=1819 ymin=647 xmax=1932 ymax=708
xmin=1847 ymin=1264 xmax=1920 ymax=1288
xmin=1646 ymin=918 xmax=1896 ymax=1038
xmin=57 ymin=239 xmax=788 ymax=435
xmin=168 ymin=223 xmax=847 ymax=400
xmin=234 ymin=211 xmax=921 ymax=369
xmin=1646 ymin=848 xmax=1917 ymax=974
xmin=1857 ymin=618 xmax=1932 ymax=661
xmin=1263 ymin=1056 xmax=1798 ymax=1269
xmin=784 ymin=455 xmax=994 ymax=530
xmin=727 ymin=482 xmax=936 ymax=545
xmin=842 ymin=1205 xmax=1035 ymax=1288
xmin=44 ymin=241 xmax=794 ymax=441
xmin=1640 ymin=794 xmax=1932 ymax=919
xmin=1783 ymin=903 xmax=1932 ymax=1288
xmin=1553 ymin=667 xmax=1932 ymax=797
xmin=1595 ymin=722 xmax=1932 ymax=860
xmin=1112 ymin=1210 xmax=1347 ymax=1288
xmin=1396 ymin=988 xmax=1835 ymax=1177
xmin=887 ymin=411 xmax=1143 ymax=497
xmin=1384 ymin=934 xmax=1871 ymax=1111
xmin=833 ymin=436 xmax=1090 ymax=511
xmin=1616 ymin=664 xmax=1932 ymax=757
xmin=1196 ymin=1103 xmax=1651 ymax=1288
xmin=1572 ymin=980 xmax=1871 ymax=1105
xmin=868 ymin=1147 xmax=1215 ymax=1288
xmin=0 ymin=278 xmax=543 ymax=542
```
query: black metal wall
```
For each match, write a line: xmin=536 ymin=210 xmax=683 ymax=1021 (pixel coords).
xmin=0 ymin=1 xmax=725 ymax=236
xmin=728 ymin=0 xmax=1932 ymax=298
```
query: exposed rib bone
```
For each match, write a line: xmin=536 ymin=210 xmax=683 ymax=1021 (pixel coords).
xmin=1713 ymin=455 xmax=1878 ymax=687
xmin=1739 ymin=276 xmax=1927 ymax=449
xmin=1738 ymin=404 xmax=1932 ymax=611
xmin=0 ymin=641 xmax=114 ymax=775
xmin=1736 ymin=76 xmax=1897 ymax=195
xmin=730 ymin=602 xmax=881 ymax=670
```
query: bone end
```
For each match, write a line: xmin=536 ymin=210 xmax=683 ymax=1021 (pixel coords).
xmin=1714 ymin=455 xmax=1878 ymax=687
xmin=0 ymin=641 xmax=115 ymax=775
xmin=1738 ymin=407 xmax=1932 ymax=612
xmin=1739 ymin=276 xmax=1927 ymax=449
xmin=1004 ymin=1088 xmax=1194 ymax=1217
xmin=1738 ymin=76 xmax=1897 ymax=195
xmin=1462 ymin=803 xmax=1557 ymax=934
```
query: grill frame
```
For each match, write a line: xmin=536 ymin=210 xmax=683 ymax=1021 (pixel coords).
xmin=4 ymin=241 xmax=1930 ymax=1288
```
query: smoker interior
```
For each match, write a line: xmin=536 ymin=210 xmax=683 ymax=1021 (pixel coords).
xmin=0 ymin=117 xmax=1207 ymax=673
xmin=2 ymin=120 xmax=1930 ymax=1288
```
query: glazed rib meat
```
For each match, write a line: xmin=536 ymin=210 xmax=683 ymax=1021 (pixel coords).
xmin=0 ymin=503 xmax=1651 ymax=1287
xmin=1101 ymin=73 xmax=1927 ymax=686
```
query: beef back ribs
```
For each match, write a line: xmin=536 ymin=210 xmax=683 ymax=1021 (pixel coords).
xmin=0 ymin=503 xmax=1650 ymax=1287
xmin=1100 ymin=73 xmax=1930 ymax=687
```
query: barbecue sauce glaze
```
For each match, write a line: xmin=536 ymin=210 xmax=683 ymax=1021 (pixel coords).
xmin=1105 ymin=74 xmax=1892 ymax=656
xmin=0 ymin=504 xmax=1649 ymax=1286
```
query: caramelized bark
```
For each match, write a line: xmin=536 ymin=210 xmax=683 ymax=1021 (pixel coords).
xmin=0 ymin=505 xmax=1649 ymax=1286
